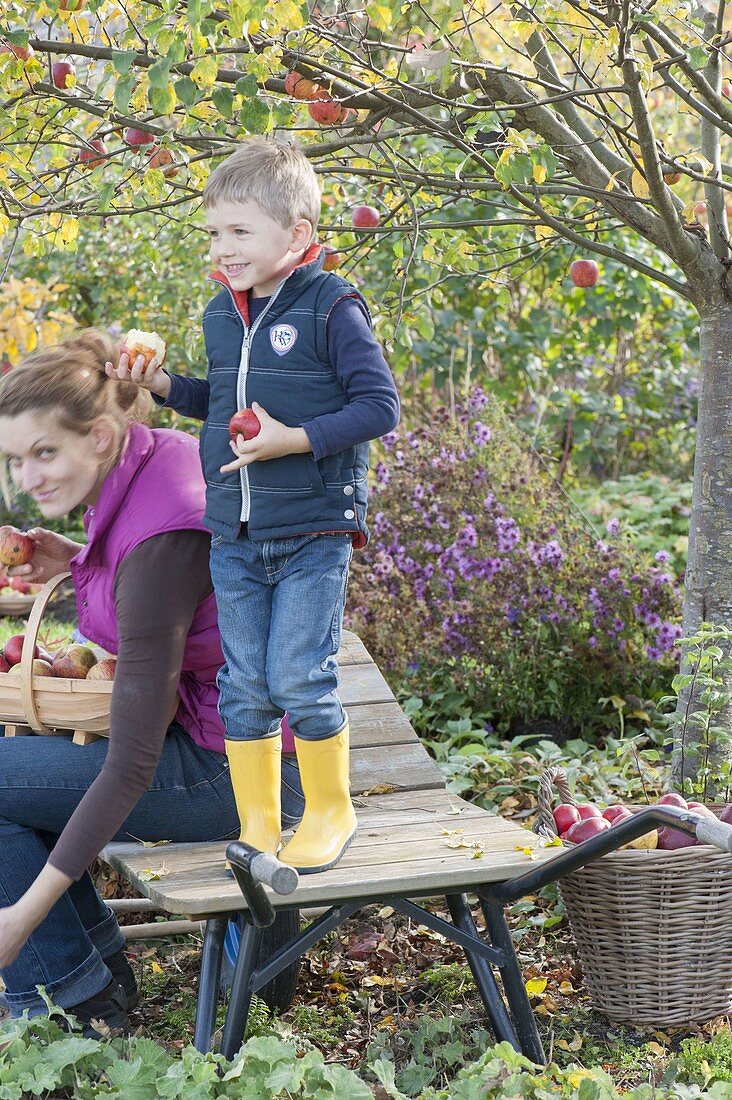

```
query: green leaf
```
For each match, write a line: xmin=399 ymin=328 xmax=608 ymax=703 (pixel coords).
xmin=174 ymin=76 xmax=200 ymax=106
xmin=239 ymin=96 xmax=271 ymax=134
xmin=150 ymin=82 xmax=177 ymax=115
xmin=113 ymin=73 xmax=136 ymax=114
xmin=212 ymin=86 xmax=234 ymax=119
xmin=188 ymin=0 xmax=201 ymax=24
xmin=148 ymin=58 xmax=173 ymax=89
xmin=111 ymin=50 xmax=136 ymax=76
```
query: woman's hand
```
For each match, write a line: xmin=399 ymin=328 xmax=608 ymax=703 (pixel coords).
xmin=3 ymin=527 xmax=82 ymax=584
xmin=105 ymin=352 xmax=171 ymax=400
xmin=0 ymin=904 xmax=37 ymax=968
xmin=0 ymin=864 xmax=73 ymax=967
xmin=220 ymin=403 xmax=312 ymax=473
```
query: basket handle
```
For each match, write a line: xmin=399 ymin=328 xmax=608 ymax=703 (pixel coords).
xmin=20 ymin=571 xmax=73 ymax=733
xmin=533 ymin=766 xmax=577 ymax=838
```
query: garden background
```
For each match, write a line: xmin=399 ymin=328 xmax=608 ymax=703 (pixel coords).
xmin=1 ymin=0 xmax=732 ymax=1095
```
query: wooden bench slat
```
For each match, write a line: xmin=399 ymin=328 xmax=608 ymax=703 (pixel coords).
xmin=347 ymin=702 xmax=420 ymax=748
xmin=337 ymin=631 xmax=374 ymax=665
xmin=350 ymin=743 xmax=443 ymax=793
xmin=339 ymin=662 xmax=395 ymax=706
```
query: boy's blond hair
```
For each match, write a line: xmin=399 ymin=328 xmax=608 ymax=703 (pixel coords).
xmin=203 ymin=137 xmax=321 ymax=231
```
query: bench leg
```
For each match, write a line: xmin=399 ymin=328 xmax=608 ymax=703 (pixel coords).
xmin=445 ymin=894 xmax=521 ymax=1053
xmin=480 ymin=897 xmax=545 ymax=1065
xmin=193 ymin=917 xmax=227 ymax=1054
xmin=220 ymin=921 xmax=264 ymax=1061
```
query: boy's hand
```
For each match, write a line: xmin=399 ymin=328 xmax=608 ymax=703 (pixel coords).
xmin=2 ymin=527 xmax=82 ymax=583
xmin=105 ymin=352 xmax=171 ymax=400
xmin=220 ymin=402 xmax=311 ymax=473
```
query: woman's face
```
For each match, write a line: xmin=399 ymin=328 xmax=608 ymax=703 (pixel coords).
xmin=0 ymin=410 xmax=113 ymax=518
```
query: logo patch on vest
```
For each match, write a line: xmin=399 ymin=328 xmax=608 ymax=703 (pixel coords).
xmin=269 ymin=324 xmax=298 ymax=356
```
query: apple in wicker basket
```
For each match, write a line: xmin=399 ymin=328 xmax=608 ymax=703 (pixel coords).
xmin=565 ymin=817 xmax=611 ymax=843
xmin=52 ymin=644 xmax=98 ymax=679
xmin=553 ymin=803 xmax=581 ymax=835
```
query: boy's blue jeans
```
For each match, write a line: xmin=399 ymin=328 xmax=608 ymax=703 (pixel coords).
xmin=210 ymin=531 xmax=352 ymax=741
xmin=0 ymin=724 xmax=304 ymax=1017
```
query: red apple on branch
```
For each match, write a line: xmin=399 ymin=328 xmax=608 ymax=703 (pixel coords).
xmin=307 ymin=92 xmax=347 ymax=125
xmin=284 ymin=70 xmax=321 ymax=100
xmin=569 ymin=259 xmax=600 ymax=288
xmin=352 ymin=205 xmax=381 ymax=228
xmin=322 ymin=245 xmax=341 ymax=271
xmin=229 ymin=408 xmax=261 ymax=441
xmin=1 ymin=41 xmax=33 ymax=62
xmin=146 ymin=145 xmax=178 ymax=178
xmin=52 ymin=60 xmax=76 ymax=89
xmin=79 ymin=138 xmax=107 ymax=170
xmin=124 ymin=127 xmax=155 ymax=149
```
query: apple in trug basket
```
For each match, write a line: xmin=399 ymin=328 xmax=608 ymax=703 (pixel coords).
xmin=86 ymin=657 xmax=117 ymax=681
xmin=8 ymin=659 xmax=53 ymax=677
xmin=52 ymin=644 xmax=98 ymax=679
xmin=565 ymin=817 xmax=611 ymax=843
xmin=4 ymin=634 xmax=37 ymax=667
xmin=553 ymin=803 xmax=581 ymax=835
xmin=229 ymin=408 xmax=261 ymax=441
xmin=0 ymin=527 xmax=35 ymax=567
xmin=0 ymin=654 xmax=10 ymax=673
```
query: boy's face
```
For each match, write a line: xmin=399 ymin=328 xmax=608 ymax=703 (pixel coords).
xmin=205 ymin=199 xmax=313 ymax=298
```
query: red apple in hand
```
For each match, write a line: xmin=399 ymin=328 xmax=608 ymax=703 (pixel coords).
xmin=553 ymin=803 xmax=580 ymax=835
xmin=52 ymin=60 xmax=76 ymax=88
xmin=0 ymin=527 xmax=35 ymax=567
xmin=229 ymin=408 xmax=261 ymax=441
xmin=565 ymin=817 xmax=611 ymax=843
xmin=569 ymin=259 xmax=599 ymax=288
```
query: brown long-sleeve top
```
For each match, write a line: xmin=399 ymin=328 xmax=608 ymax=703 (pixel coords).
xmin=48 ymin=529 xmax=215 ymax=881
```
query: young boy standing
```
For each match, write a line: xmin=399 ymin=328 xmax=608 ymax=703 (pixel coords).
xmin=110 ymin=138 xmax=399 ymax=873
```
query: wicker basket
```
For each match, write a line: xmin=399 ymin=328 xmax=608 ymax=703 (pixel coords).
xmin=0 ymin=572 xmax=112 ymax=745
xmin=535 ymin=766 xmax=732 ymax=1026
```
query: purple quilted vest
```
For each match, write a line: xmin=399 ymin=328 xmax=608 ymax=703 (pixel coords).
xmin=70 ymin=423 xmax=227 ymax=753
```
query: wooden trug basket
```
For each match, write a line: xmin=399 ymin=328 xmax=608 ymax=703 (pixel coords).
xmin=535 ymin=766 xmax=732 ymax=1026
xmin=0 ymin=572 xmax=112 ymax=745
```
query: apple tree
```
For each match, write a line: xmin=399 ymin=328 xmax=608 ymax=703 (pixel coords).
xmin=2 ymin=0 xmax=732 ymax=786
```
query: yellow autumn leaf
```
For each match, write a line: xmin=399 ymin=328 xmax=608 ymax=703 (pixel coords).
xmin=534 ymin=223 xmax=553 ymax=244
xmin=532 ymin=162 xmax=547 ymax=185
xmin=631 ymin=169 xmax=651 ymax=198
xmin=151 ymin=961 xmax=163 ymax=974
xmin=525 ymin=977 xmax=547 ymax=996
xmin=367 ymin=2 xmax=393 ymax=31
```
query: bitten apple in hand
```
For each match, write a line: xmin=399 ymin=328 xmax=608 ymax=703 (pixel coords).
xmin=123 ymin=329 xmax=166 ymax=369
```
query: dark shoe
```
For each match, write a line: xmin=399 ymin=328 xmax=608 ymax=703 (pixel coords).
xmin=67 ymin=978 xmax=129 ymax=1038
xmin=103 ymin=948 xmax=140 ymax=1011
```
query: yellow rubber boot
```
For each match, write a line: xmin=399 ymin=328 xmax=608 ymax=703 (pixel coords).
xmin=279 ymin=721 xmax=357 ymax=873
xmin=225 ymin=734 xmax=282 ymax=858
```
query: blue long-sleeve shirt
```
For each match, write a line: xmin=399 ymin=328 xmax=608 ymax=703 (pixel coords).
xmin=160 ymin=294 xmax=399 ymax=461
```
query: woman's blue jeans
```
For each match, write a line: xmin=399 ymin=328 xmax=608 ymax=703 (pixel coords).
xmin=0 ymin=724 xmax=304 ymax=1017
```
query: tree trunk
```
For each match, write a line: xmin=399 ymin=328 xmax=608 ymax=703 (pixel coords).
xmin=672 ymin=300 xmax=732 ymax=793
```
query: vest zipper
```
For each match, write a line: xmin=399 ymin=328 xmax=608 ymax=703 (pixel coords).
xmin=230 ymin=280 xmax=287 ymax=524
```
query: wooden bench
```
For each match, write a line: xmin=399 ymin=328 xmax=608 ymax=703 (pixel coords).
xmin=103 ymin=631 xmax=562 ymax=1063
